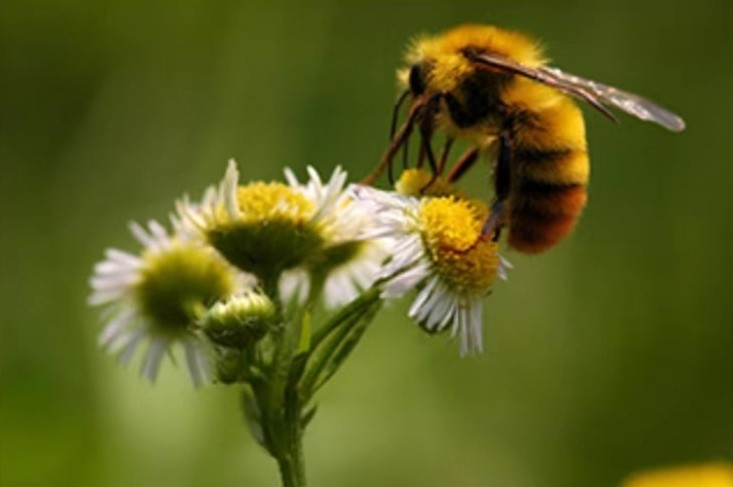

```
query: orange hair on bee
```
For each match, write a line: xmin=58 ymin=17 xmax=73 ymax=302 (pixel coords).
xmin=506 ymin=97 xmax=589 ymax=253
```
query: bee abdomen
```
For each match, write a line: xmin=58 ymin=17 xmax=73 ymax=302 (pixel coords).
xmin=507 ymin=146 xmax=589 ymax=253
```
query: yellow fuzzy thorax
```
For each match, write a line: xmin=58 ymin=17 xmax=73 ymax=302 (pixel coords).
xmin=401 ymin=24 xmax=547 ymax=93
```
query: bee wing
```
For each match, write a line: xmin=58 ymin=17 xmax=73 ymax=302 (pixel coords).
xmin=468 ymin=51 xmax=686 ymax=132
xmin=540 ymin=66 xmax=686 ymax=132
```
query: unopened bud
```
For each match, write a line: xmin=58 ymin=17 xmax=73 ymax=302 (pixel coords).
xmin=202 ymin=292 xmax=276 ymax=349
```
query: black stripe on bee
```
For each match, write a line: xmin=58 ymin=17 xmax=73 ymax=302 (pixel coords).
xmin=513 ymin=179 xmax=586 ymax=216
xmin=517 ymin=179 xmax=584 ymax=197
xmin=513 ymin=146 xmax=575 ymax=165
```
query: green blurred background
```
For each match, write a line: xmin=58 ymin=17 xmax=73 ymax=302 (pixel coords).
xmin=2 ymin=2 xmax=731 ymax=486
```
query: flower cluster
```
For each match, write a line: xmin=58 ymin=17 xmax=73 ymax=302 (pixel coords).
xmin=89 ymin=160 xmax=509 ymax=385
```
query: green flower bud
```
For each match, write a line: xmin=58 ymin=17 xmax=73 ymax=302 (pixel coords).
xmin=202 ymin=292 xmax=276 ymax=349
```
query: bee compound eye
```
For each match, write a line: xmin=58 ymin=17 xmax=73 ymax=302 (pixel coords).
xmin=409 ymin=64 xmax=425 ymax=95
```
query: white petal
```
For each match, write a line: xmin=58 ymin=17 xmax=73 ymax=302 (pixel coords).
xmin=117 ymin=329 xmax=146 ymax=365
xmin=147 ymin=220 xmax=169 ymax=250
xmin=183 ymin=338 xmax=209 ymax=387
xmin=283 ymin=167 xmax=300 ymax=188
xmin=222 ymin=159 xmax=241 ymax=219
xmin=98 ymin=308 xmax=137 ymax=347
xmin=140 ymin=338 xmax=167 ymax=382
xmin=408 ymin=276 xmax=439 ymax=319
xmin=105 ymin=248 xmax=142 ymax=267
xmin=129 ymin=221 xmax=154 ymax=248
xmin=88 ymin=289 xmax=127 ymax=306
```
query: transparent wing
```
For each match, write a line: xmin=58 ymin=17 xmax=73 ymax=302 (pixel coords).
xmin=468 ymin=51 xmax=686 ymax=132
xmin=540 ymin=66 xmax=685 ymax=132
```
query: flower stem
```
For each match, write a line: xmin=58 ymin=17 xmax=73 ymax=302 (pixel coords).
xmin=275 ymin=425 xmax=306 ymax=487
xmin=264 ymin=274 xmax=318 ymax=487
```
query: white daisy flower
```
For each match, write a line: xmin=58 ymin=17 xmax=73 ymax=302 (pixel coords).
xmin=353 ymin=185 xmax=510 ymax=355
xmin=89 ymin=220 xmax=243 ymax=385
xmin=175 ymin=160 xmax=324 ymax=281
xmin=177 ymin=159 xmax=386 ymax=308
xmin=281 ymin=166 xmax=388 ymax=309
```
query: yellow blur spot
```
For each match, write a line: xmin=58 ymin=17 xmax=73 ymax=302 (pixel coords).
xmin=621 ymin=463 xmax=733 ymax=487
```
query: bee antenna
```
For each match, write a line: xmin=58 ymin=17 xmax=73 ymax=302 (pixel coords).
xmin=390 ymin=90 xmax=410 ymax=140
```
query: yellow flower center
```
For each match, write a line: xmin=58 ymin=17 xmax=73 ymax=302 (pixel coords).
xmin=136 ymin=243 xmax=234 ymax=335
xmin=396 ymin=168 xmax=461 ymax=198
xmin=236 ymin=182 xmax=315 ymax=224
xmin=418 ymin=196 xmax=500 ymax=292
xmin=208 ymin=182 xmax=322 ymax=279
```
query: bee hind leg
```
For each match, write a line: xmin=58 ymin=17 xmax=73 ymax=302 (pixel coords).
xmin=482 ymin=130 xmax=513 ymax=241
xmin=481 ymin=200 xmax=506 ymax=242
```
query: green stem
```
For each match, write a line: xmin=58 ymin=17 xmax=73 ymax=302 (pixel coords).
xmin=301 ymin=299 xmax=381 ymax=399
xmin=274 ymin=424 xmax=306 ymax=487
xmin=310 ymin=286 xmax=382 ymax=348
xmin=245 ymin=277 xmax=385 ymax=486
xmin=264 ymin=274 xmax=322 ymax=487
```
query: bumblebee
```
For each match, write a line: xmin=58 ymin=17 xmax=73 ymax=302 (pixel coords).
xmin=364 ymin=24 xmax=685 ymax=253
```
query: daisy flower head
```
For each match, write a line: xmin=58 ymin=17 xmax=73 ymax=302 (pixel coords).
xmin=279 ymin=166 xmax=388 ymax=309
xmin=176 ymin=160 xmax=323 ymax=282
xmin=89 ymin=220 xmax=242 ymax=385
xmin=353 ymin=186 xmax=510 ymax=355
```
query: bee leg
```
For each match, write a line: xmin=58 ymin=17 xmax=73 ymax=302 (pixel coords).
xmin=447 ymin=147 xmax=479 ymax=182
xmin=481 ymin=201 xmax=505 ymax=241
xmin=482 ymin=130 xmax=513 ymax=240
xmin=419 ymin=123 xmax=438 ymax=175
xmin=494 ymin=130 xmax=512 ymax=200
xmin=437 ymin=137 xmax=454 ymax=175
xmin=363 ymin=122 xmax=413 ymax=185
xmin=417 ymin=138 xmax=426 ymax=169
xmin=417 ymin=93 xmax=443 ymax=175
xmin=401 ymin=127 xmax=411 ymax=169
xmin=362 ymin=99 xmax=423 ymax=186
xmin=423 ymin=137 xmax=454 ymax=192
xmin=390 ymin=89 xmax=410 ymax=140
xmin=388 ymin=147 xmax=396 ymax=185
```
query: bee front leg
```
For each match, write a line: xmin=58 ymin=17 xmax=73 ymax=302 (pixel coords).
xmin=415 ymin=93 xmax=445 ymax=175
xmin=482 ymin=130 xmax=512 ymax=241
xmin=418 ymin=117 xmax=438 ymax=175
xmin=437 ymin=137 xmax=454 ymax=175
xmin=446 ymin=147 xmax=479 ymax=182
xmin=421 ymin=137 xmax=455 ymax=193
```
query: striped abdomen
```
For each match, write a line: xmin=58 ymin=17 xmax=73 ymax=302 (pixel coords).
xmin=506 ymin=99 xmax=589 ymax=253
